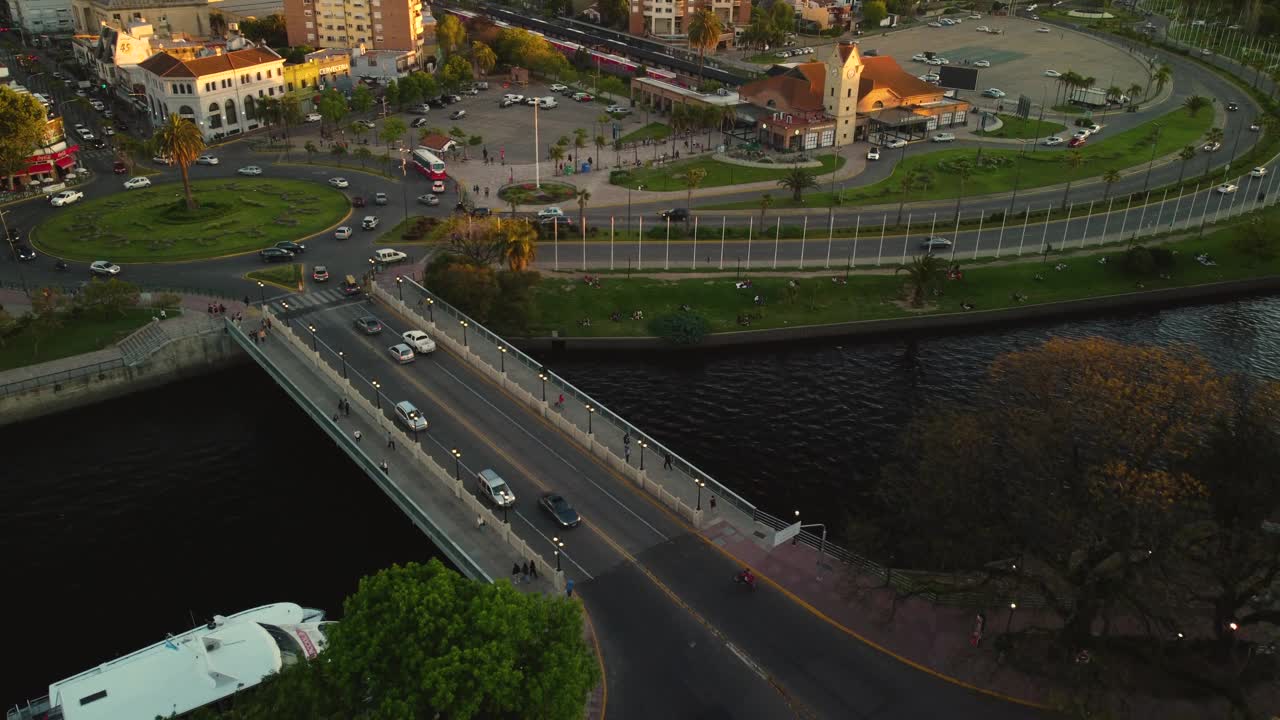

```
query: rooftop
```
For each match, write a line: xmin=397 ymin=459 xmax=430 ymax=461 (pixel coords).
xmin=632 ymin=76 xmax=740 ymax=106
xmin=138 ymin=46 xmax=280 ymax=77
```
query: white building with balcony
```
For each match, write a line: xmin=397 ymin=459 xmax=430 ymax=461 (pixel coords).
xmin=137 ymin=46 xmax=284 ymax=140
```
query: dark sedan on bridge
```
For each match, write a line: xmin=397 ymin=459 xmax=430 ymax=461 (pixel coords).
xmin=539 ymin=493 xmax=581 ymax=528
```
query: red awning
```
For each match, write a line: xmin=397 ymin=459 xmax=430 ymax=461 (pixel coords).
xmin=25 ymin=162 xmax=53 ymax=175
xmin=55 ymin=156 xmax=75 ymax=169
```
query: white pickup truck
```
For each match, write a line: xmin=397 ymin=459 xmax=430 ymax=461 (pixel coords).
xmin=373 ymin=248 xmax=408 ymax=264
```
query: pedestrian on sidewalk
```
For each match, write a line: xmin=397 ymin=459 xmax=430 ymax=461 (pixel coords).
xmin=380 ymin=460 xmax=389 ymax=475
xmin=343 ymin=399 xmax=351 ymax=417
xmin=521 ymin=561 xmax=530 ymax=583
xmin=528 ymin=560 xmax=538 ymax=580
xmin=339 ymin=398 xmax=345 ymax=416
xmin=353 ymin=430 xmax=363 ymax=442
xmin=566 ymin=579 xmax=575 ymax=598
xmin=243 ymin=295 xmax=250 ymax=306
xmin=623 ymin=430 xmax=631 ymax=447
xmin=512 ymin=562 xmax=522 ymax=584
xmin=207 ymin=303 xmax=214 ymax=317
xmin=624 ymin=445 xmax=632 ymax=464
xmin=663 ymin=452 xmax=672 ymax=470
xmin=218 ymin=302 xmax=226 ymax=315
xmin=484 ymin=187 xmax=490 ymax=198
xmin=387 ymin=431 xmax=396 ymax=450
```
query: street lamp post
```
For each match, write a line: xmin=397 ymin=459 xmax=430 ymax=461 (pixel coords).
xmin=553 ymin=536 xmax=565 ymax=571
xmin=695 ymin=479 xmax=706 ymax=510
xmin=460 ymin=320 xmax=469 ymax=347
xmin=539 ymin=373 xmax=547 ymax=402
xmin=339 ymin=350 xmax=347 ymax=378
xmin=257 ymin=281 xmax=265 ymax=305
xmin=426 ymin=297 xmax=434 ymax=323
xmin=640 ymin=441 xmax=647 ymax=470
xmin=794 ymin=510 xmax=829 ymax=576
xmin=371 ymin=379 xmax=381 ymax=409
xmin=586 ymin=404 xmax=594 ymax=434
xmin=1005 ymin=602 xmax=1018 ymax=633
xmin=308 ymin=324 xmax=317 ymax=351
xmin=499 ymin=346 xmax=507 ymax=373
xmin=452 ymin=448 xmax=461 ymax=480
xmin=1142 ymin=122 xmax=1164 ymax=193
xmin=395 ymin=276 xmax=404 ymax=302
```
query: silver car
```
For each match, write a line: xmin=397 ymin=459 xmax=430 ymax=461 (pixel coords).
xmin=388 ymin=343 xmax=416 ymax=364
xmin=394 ymin=401 xmax=428 ymax=431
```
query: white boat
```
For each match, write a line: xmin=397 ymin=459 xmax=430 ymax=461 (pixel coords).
xmin=7 ymin=603 xmax=331 ymax=720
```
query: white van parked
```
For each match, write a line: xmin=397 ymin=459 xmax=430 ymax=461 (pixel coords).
xmin=539 ymin=96 xmax=558 ymax=109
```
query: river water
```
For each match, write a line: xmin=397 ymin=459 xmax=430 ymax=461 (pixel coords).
xmin=5 ymin=295 xmax=1280 ymax=706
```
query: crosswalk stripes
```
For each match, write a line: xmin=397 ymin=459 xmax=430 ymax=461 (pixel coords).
xmin=285 ymin=288 xmax=347 ymax=309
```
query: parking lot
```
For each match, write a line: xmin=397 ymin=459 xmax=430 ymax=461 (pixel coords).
xmin=857 ymin=15 xmax=1149 ymax=110
xmin=417 ymin=80 xmax=644 ymax=167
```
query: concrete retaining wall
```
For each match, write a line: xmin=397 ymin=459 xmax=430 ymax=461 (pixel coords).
xmin=0 ymin=331 xmax=245 ymax=428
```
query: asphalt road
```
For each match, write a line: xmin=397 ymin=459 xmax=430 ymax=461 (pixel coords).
xmin=277 ymin=288 xmax=1046 ymax=719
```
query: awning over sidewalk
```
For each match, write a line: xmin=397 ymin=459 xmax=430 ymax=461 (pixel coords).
xmin=55 ymin=156 xmax=75 ymax=170
xmin=25 ymin=162 xmax=53 ymax=175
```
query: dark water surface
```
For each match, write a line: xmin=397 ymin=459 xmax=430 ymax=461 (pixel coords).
xmin=5 ymin=296 xmax=1280 ymax=706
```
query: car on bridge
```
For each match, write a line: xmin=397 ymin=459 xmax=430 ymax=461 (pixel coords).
xmin=50 ymin=190 xmax=84 ymax=207
xmin=388 ymin=343 xmax=416 ymax=364
xmin=1216 ymin=183 xmax=1238 ymax=194
xmin=123 ymin=177 xmax=151 ymax=190
xmin=89 ymin=260 xmax=121 ymax=276
xmin=920 ymin=236 xmax=952 ymax=250
xmin=477 ymin=469 xmax=516 ymax=508
xmin=394 ymin=401 xmax=429 ymax=432
xmin=539 ymin=493 xmax=581 ymax=528
xmin=402 ymin=330 xmax=437 ymax=354
xmin=353 ymin=316 xmax=383 ymax=334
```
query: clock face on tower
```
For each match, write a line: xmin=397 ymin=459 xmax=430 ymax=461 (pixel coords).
xmin=846 ymin=69 xmax=857 ymax=80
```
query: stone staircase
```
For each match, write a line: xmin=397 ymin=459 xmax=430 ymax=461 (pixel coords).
xmin=117 ymin=320 xmax=172 ymax=366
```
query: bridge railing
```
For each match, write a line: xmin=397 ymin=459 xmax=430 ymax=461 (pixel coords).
xmin=0 ymin=358 xmax=124 ymax=398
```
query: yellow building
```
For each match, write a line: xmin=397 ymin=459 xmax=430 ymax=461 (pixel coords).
xmin=282 ymin=60 xmax=320 ymax=112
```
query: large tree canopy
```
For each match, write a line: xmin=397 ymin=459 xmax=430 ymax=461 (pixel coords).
xmin=0 ymin=86 xmax=50 ymax=188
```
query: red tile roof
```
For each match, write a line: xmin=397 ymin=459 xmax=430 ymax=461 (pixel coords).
xmin=739 ymin=61 xmax=826 ymax=112
xmin=858 ymin=56 xmax=941 ymax=100
xmin=138 ymin=47 xmax=281 ymax=78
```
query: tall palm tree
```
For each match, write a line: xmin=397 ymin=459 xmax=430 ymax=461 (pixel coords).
xmin=471 ymin=41 xmax=497 ymax=79
xmin=1105 ymin=85 xmax=1124 ymax=104
xmin=1101 ymin=168 xmax=1121 ymax=203
xmin=777 ymin=167 xmax=817 ymax=202
xmin=687 ymin=8 xmax=723 ymax=82
xmin=1153 ymin=64 xmax=1173 ymax=96
xmin=575 ymin=188 xmax=591 ymax=235
xmin=683 ymin=167 xmax=706 ymax=231
xmin=1126 ymin=83 xmax=1144 ymax=105
xmin=1060 ymin=149 xmax=1086 ymax=208
xmin=548 ymin=144 xmax=566 ymax=174
xmin=1177 ymin=145 xmax=1197 ymax=185
xmin=895 ymin=253 xmax=945 ymax=307
xmin=154 ymin=113 xmax=206 ymax=210
xmin=895 ymin=168 xmax=930 ymax=225
xmin=1203 ymin=127 xmax=1225 ymax=178
xmin=1183 ymin=95 xmax=1211 ymax=116
xmin=719 ymin=104 xmax=737 ymax=146
xmin=952 ymin=159 xmax=973 ymax=223
xmin=501 ymin=218 xmax=538 ymax=271
xmin=759 ymin=192 xmax=773 ymax=228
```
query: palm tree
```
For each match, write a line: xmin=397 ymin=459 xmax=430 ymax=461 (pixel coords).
xmin=1203 ymin=126 xmax=1224 ymax=175
xmin=1126 ymin=83 xmax=1144 ymax=105
xmin=548 ymin=144 xmax=566 ymax=174
xmin=471 ymin=41 xmax=497 ymax=79
xmin=1152 ymin=64 xmax=1173 ymax=96
xmin=501 ymin=218 xmax=538 ymax=271
xmin=1060 ymin=150 xmax=1086 ymax=208
xmin=304 ymin=140 xmax=318 ymax=163
xmin=777 ymin=167 xmax=817 ymax=202
xmin=952 ymin=158 xmax=973 ymax=223
xmin=1177 ymin=145 xmax=1197 ymax=185
xmin=575 ymin=188 xmax=591 ymax=235
xmin=759 ymin=192 xmax=773 ymax=228
xmin=895 ymin=253 xmax=945 ymax=307
xmin=719 ymin=104 xmax=737 ymax=146
xmin=154 ymin=113 xmax=206 ymax=210
xmin=1105 ymin=85 xmax=1124 ymax=104
xmin=896 ymin=167 xmax=926 ymax=225
xmin=687 ymin=8 xmax=723 ymax=82
xmin=1183 ymin=94 xmax=1211 ymax=116
xmin=594 ymin=135 xmax=606 ymax=168
xmin=1101 ymin=168 xmax=1121 ymax=203
xmin=683 ymin=167 xmax=706 ymax=231
xmin=348 ymin=120 xmax=368 ymax=145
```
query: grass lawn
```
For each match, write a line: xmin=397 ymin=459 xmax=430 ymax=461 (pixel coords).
xmin=619 ymin=122 xmax=672 ymax=144
xmin=527 ymin=206 xmax=1280 ymax=338
xmin=708 ymin=107 xmax=1212 ymax=210
xmin=611 ymin=154 xmax=846 ymax=192
xmin=0 ymin=308 xmax=158 ymax=370
xmin=247 ymin=263 xmax=303 ymax=289
xmin=976 ymin=114 xmax=1067 ymax=139
xmin=34 ymin=179 xmax=349 ymax=262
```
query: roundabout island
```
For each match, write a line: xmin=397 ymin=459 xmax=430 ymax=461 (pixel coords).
xmin=33 ymin=178 xmax=350 ymax=263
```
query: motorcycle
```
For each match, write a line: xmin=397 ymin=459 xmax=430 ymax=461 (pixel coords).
xmin=732 ymin=571 xmax=757 ymax=591
xmin=53 ymin=259 xmax=69 ymax=271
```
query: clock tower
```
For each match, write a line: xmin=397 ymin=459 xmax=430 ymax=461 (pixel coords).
xmin=823 ymin=41 xmax=863 ymax=147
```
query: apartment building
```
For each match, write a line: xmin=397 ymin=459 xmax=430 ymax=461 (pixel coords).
xmin=628 ymin=0 xmax=749 ymax=42
xmin=137 ymin=46 xmax=284 ymax=139
xmin=8 ymin=0 xmax=76 ymax=37
xmin=283 ymin=0 xmax=425 ymax=53
xmin=69 ymin=0 xmax=218 ymax=37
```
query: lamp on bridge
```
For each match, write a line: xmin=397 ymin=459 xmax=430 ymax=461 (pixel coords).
xmin=451 ymin=447 xmax=461 ymax=481
xmin=257 ymin=280 xmax=265 ymax=306
xmin=460 ymin=319 xmax=469 ymax=347
xmin=426 ymin=297 xmax=434 ymax=323
xmin=338 ymin=350 xmax=346 ymax=379
xmin=395 ymin=275 xmax=404 ymax=302
xmin=585 ymin=404 xmax=594 ymax=434
xmin=538 ymin=373 xmax=547 ymax=402
xmin=371 ymin=379 xmax=381 ymax=409
xmin=307 ymin=323 xmax=317 ymax=352
xmin=552 ymin=536 xmax=565 ymax=572
xmin=695 ymin=479 xmax=706 ymax=510
xmin=639 ymin=441 xmax=647 ymax=471
xmin=499 ymin=345 xmax=507 ymax=373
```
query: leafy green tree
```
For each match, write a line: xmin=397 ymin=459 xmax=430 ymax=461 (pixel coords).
xmin=894 ymin=253 xmax=944 ymax=307
xmin=687 ymin=8 xmax=722 ymax=82
xmin=1101 ymin=168 xmax=1121 ymax=204
xmin=304 ymin=140 xmax=318 ymax=163
xmin=500 ymin=218 xmax=539 ymax=271
xmin=28 ymin=287 xmax=65 ymax=358
xmin=384 ymin=78 xmax=401 ymax=108
xmin=436 ymin=14 xmax=467 ymax=61
xmin=77 ymin=278 xmax=140 ymax=316
xmin=280 ymin=95 xmax=303 ymax=143
xmin=441 ymin=55 xmax=474 ymax=91
xmin=350 ymin=85 xmax=374 ymax=114
xmin=575 ymin=188 xmax=591 ymax=234
xmin=777 ymin=167 xmax=817 ymax=202
xmin=758 ymin=192 xmax=773 ymax=228
xmin=1176 ymin=145 xmax=1196 ymax=186
xmin=380 ymin=116 xmax=407 ymax=161
xmin=491 ymin=269 xmax=540 ymax=334
xmin=0 ymin=86 xmax=51 ymax=190
xmin=861 ymin=0 xmax=888 ymax=27
xmin=1183 ymin=94 xmax=1211 ymax=116
xmin=471 ymin=40 xmax=497 ymax=78
xmin=317 ymin=89 xmax=348 ymax=132
xmin=896 ymin=167 xmax=928 ymax=225
xmin=153 ymin=113 xmax=206 ymax=209
xmin=425 ymin=254 xmax=500 ymax=320
xmin=238 ymin=13 xmax=287 ymax=46
xmin=353 ymin=145 xmax=374 ymax=167
xmin=599 ymin=0 xmax=629 ymax=28
xmin=284 ymin=45 xmax=315 ymax=64
xmin=682 ymin=167 xmax=705 ymax=230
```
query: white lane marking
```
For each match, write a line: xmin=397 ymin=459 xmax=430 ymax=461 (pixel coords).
xmin=728 ymin=643 xmax=770 ymax=680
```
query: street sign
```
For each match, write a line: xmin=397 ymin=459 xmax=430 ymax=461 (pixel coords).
xmin=772 ymin=521 xmax=802 ymax=548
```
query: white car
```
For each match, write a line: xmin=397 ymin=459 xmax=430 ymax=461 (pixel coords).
xmin=606 ymin=104 xmax=631 ymax=114
xmin=931 ymin=132 xmax=956 ymax=143
xmin=928 ymin=21 xmax=943 ymax=27
xmin=885 ymin=138 xmax=907 ymax=149
xmin=549 ymin=83 xmax=568 ymax=92
xmin=361 ymin=215 xmax=380 ymax=230
xmin=334 ymin=226 xmax=353 ymax=240
xmin=402 ymin=330 xmax=437 ymax=354
xmin=502 ymin=93 xmax=525 ymax=103
xmin=195 ymin=154 xmax=219 ymax=165
xmin=89 ymin=260 xmax=120 ymax=276
xmin=329 ymin=177 xmax=349 ymax=188
xmin=1204 ymin=141 xmax=1222 ymax=152
xmin=1037 ymin=26 xmax=1052 ymax=33
xmin=305 ymin=112 xmax=322 ymax=122
xmin=238 ymin=165 xmax=263 ymax=176
xmin=373 ymin=248 xmax=408 ymax=264
xmin=418 ymin=194 xmax=440 ymax=206
xmin=538 ymin=206 xmax=565 ymax=219
xmin=866 ymin=147 xmax=881 ymax=161
xmin=935 ymin=57 xmax=950 ymax=65
xmin=920 ymin=236 xmax=952 ymax=250
xmin=123 ymin=176 xmax=151 ymax=189
xmin=912 ymin=53 xmax=928 ymax=62
xmin=1250 ymin=166 xmax=1268 ymax=178
xmin=153 ymin=155 xmax=173 ymax=165
xmin=1216 ymin=183 xmax=1238 ymax=194
xmin=77 ymin=128 xmax=95 ymax=140
xmin=431 ymin=179 xmax=446 ymax=193
xmin=983 ymin=88 xmax=1006 ymax=98
xmin=1073 ymin=129 xmax=1092 ymax=139
xmin=50 ymin=190 xmax=84 ymax=206
xmin=1201 ymin=48 xmax=1212 ymax=56
xmin=1044 ymin=69 xmax=1062 ymax=78
xmin=926 ymin=58 xmax=944 ymax=66
xmin=102 ymin=127 xmax=115 ymax=136
xmin=973 ymin=59 xmax=991 ymax=68
xmin=477 ymin=468 xmax=516 ymax=508
xmin=976 ymin=25 xmax=990 ymax=32
xmin=1086 ymin=123 xmax=1101 ymax=134
xmin=921 ymin=73 xmax=940 ymax=83
xmin=1043 ymin=136 xmax=1065 ymax=146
